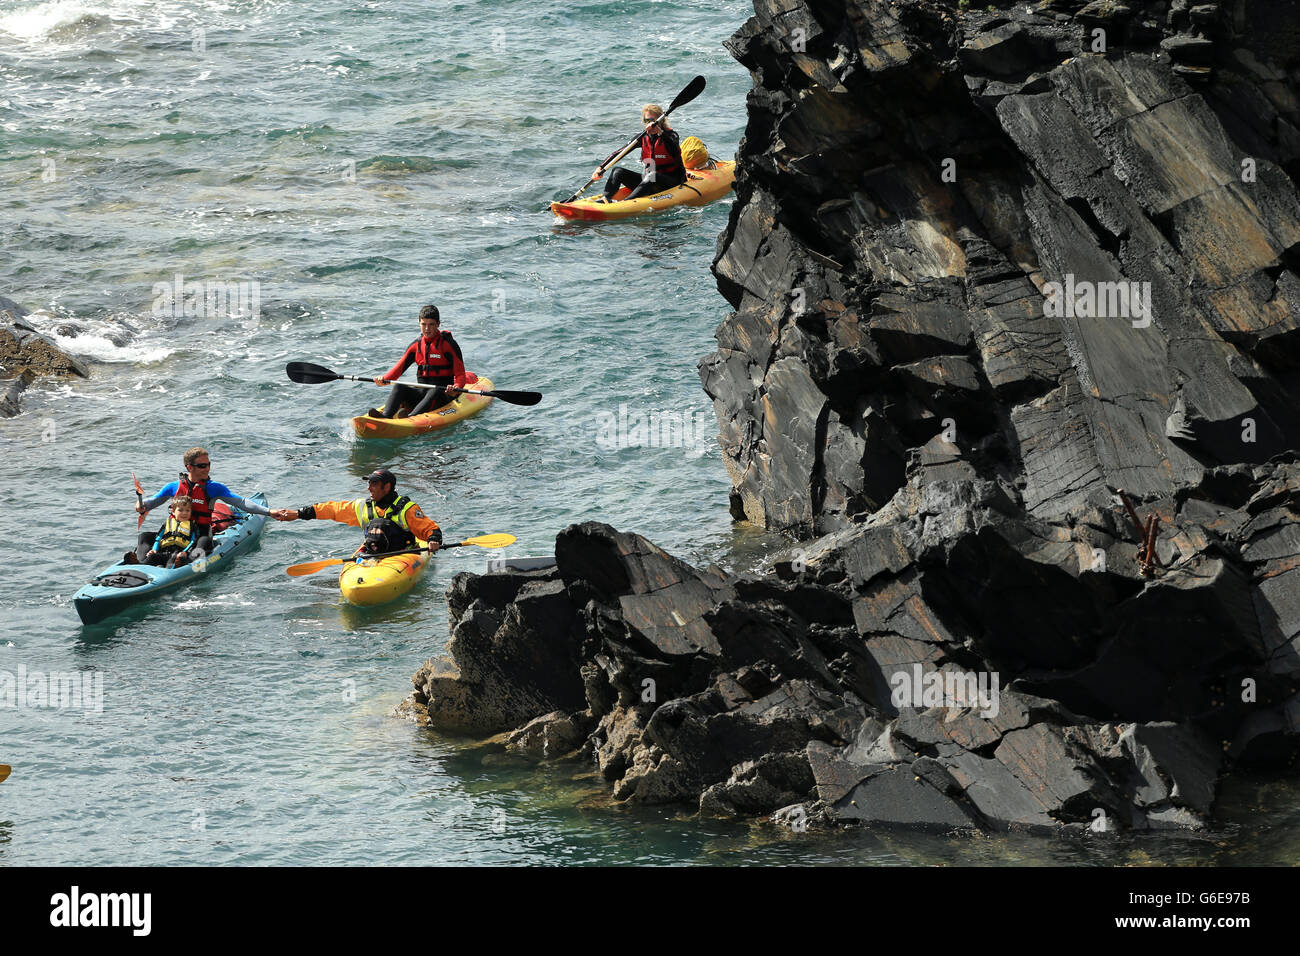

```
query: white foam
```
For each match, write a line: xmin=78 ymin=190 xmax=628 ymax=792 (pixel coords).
xmin=0 ymin=0 xmax=125 ymax=41
xmin=45 ymin=329 xmax=176 ymax=364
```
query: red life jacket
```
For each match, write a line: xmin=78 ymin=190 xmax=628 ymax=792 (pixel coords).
xmin=640 ymin=130 xmax=683 ymax=178
xmin=413 ymin=332 xmax=457 ymax=381
xmin=177 ymin=475 xmax=213 ymax=529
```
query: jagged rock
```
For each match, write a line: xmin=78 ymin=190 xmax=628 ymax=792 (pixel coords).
xmin=0 ymin=297 xmax=89 ymax=418
xmin=408 ymin=568 xmax=586 ymax=734
xmin=403 ymin=0 xmax=1300 ymax=833
xmin=504 ymin=710 xmax=589 ymax=758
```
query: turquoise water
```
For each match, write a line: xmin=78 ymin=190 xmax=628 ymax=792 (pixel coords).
xmin=1 ymin=0 xmax=1296 ymax=865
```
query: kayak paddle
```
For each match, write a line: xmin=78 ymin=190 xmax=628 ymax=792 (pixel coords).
xmin=285 ymin=533 xmax=517 ymax=577
xmin=132 ymin=472 xmax=146 ymax=528
xmin=286 ymin=361 xmax=541 ymax=407
xmin=0 ymin=764 xmax=9 ymax=784
xmin=558 ymin=74 xmax=707 ymax=206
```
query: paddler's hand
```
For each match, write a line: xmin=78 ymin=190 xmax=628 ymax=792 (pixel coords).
xmin=373 ymin=377 xmax=388 ymax=387
xmin=444 ymin=387 xmax=462 ymax=398
xmin=135 ymin=503 xmax=147 ymax=516
xmin=592 ymin=166 xmax=605 ymax=180
xmin=272 ymin=509 xmax=297 ymax=521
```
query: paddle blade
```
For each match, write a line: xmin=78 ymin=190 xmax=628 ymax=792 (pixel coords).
xmin=286 ymin=361 xmax=342 ymax=384
xmin=0 ymin=764 xmax=9 ymax=784
xmin=133 ymin=471 xmax=145 ymax=527
xmin=460 ymin=533 xmax=516 ymax=549
xmin=668 ymin=75 xmax=706 ymax=114
xmin=482 ymin=389 xmax=542 ymax=407
xmin=285 ymin=557 xmax=345 ymax=577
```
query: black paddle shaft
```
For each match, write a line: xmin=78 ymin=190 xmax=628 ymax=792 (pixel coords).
xmin=285 ymin=361 xmax=541 ymax=406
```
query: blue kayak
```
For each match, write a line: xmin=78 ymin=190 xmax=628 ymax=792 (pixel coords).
xmin=73 ymin=494 xmax=269 ymax=625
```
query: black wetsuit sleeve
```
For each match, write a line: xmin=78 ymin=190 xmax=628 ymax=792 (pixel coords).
xmin=297 ymin=506 xmax=316 ymax=520
xmin=665 ymin=130 xmax=683 ymax=168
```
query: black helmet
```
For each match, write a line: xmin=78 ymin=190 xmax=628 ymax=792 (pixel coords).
xmin=363 ymin=518 xmax=408 ymax=554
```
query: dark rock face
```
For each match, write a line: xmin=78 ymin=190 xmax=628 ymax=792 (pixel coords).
xmin=0 ymin=296 xmax=90 ymax=418
xmin=402 ymin=0 xmax=1300 ymax=832
xmin=703 ymin=0 xmax=1300 ymax=536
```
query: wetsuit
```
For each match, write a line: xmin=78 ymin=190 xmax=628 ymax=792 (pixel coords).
xmin=378 ymin=330 xmax=468 ymax=418
xmin=136 ymin=479 xmax=270 ymax=560
xmin=604 ymin=128 xmax=686 ymax=202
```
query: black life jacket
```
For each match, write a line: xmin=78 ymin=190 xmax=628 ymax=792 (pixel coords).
xmin=363 ymin=518 xmax=413 ymax=554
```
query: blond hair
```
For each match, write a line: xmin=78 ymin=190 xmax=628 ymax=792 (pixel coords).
xmin=642 ymin=103 xmax=672 ymax=130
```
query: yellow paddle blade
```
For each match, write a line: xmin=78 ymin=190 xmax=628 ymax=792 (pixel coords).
xmin=461 ymin=533 xmax=515 ymax=549
xmin=0 ymin=764 xmax=10 ymax=784
xmin=285 ymin=557 xmax=346 ymax=577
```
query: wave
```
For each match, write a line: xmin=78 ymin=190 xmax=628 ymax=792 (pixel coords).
xmin=21 ymin=309 xmax=177 ymax=364
xmin=0 ymin=2 xmax=115 ymax=42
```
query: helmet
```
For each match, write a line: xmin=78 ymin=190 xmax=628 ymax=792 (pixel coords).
xmin=680 ymin=136 xmax=710 ymax=169
xmin=363 ymin=518 xmax=410 ymax=555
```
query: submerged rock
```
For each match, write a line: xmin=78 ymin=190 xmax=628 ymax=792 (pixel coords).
xmin=0 ymin=296 xmax=89 ymax=417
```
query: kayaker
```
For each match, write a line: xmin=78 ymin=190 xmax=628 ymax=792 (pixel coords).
xmin=595 ymin=104 xmax=685 ymax=203
xmin=271 ymin=468 xmax=444 ymax=553
xmin=124 ymin=496 xmax=199 ymax=568
xmin=134 ymin=447 xmax=274 ymax=560
xmin=370 ymin=305 xmax=468 ymax=419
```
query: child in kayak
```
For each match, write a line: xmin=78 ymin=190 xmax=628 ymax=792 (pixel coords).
xmin=124 ymin=496 xmax=200 ymax=568
xmin=370 ymin=305 xmax=468 ymax=419
xmin=595 ymin=103 xmax=685 ymax=202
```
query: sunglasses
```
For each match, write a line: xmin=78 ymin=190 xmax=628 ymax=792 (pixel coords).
xmin=193 ymin=462 xmax=211 ymax=468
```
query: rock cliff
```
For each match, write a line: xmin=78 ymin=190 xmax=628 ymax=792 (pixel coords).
xmin=402 ymin=0 xmax=1300 ymax=832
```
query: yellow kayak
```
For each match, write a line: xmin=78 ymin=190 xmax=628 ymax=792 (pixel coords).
xmin=338 ymin=539 xmax=430 ymax=607
xmin=352 ymin=373 xmax=494 ymax=439
xmin=550 ymin=161 xmax=735 ymax=221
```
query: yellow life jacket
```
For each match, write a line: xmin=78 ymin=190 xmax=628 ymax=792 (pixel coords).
xmin=354 ymin=494 xmax=415 ymax=530
xmin=157 ymin=517 xmax=195 ymax=551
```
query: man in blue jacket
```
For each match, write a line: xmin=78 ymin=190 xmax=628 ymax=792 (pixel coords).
xmin=132 ymin=446 xmax=274 ymax=560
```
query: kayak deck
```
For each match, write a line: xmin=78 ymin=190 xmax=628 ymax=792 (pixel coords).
xmin=352 ymin=373 xmax=493 ymax=439
xmin=550 ymin=161 xmax=735 ymax=221
xmin=338 ymin=539 xmax=430 ymax=607
xmin=73 ymin=495 xmax=269 ymax=625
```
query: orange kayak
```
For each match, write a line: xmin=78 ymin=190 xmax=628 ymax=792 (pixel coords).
xmin=550 ymin=161 xmax=735 ymax=221
xmin=352 ymin=373 xmax=494 ymax=439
